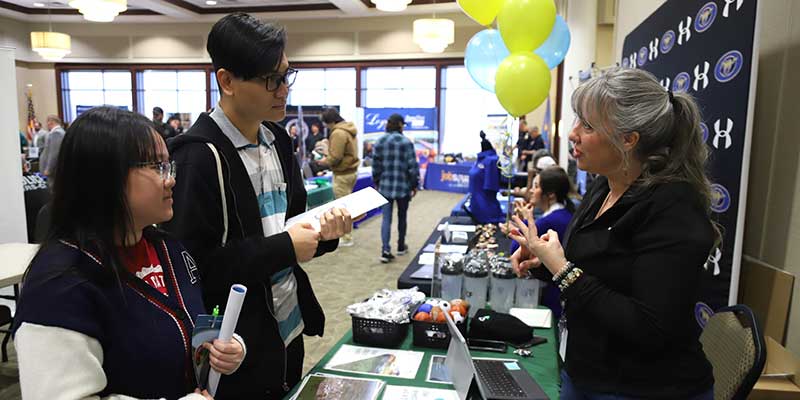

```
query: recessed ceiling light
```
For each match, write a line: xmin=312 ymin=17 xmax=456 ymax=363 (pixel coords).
xmin=205 ymin=0 xmax=217 ymax=5
xmin=33 ymin=2 xmax=45 ymax=6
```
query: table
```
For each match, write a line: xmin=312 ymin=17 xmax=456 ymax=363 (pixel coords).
xmin=424 ymin=162 xmax=472 ymax=193
xmin=0 ymin=243 xmax=38 ymax=288
xmin=397 ymin=217 xmax=514 ymax=296
xmin=285 ymin=317 xmax=560 ymax=399
xmin=306 ymin=183 xmax=334 ymax=209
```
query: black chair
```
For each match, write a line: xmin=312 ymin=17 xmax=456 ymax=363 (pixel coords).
xmin=699 ymin=304 xmax=766 ymax=400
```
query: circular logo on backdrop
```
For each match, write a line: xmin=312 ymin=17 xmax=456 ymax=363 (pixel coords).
xmin=637 ymin=47 xmax=648 ymax=66
xmin=715 ymin=50 xmax=744 ymax=83
xmin=660 ymin=30 xmax=676 ymax=54
xmin=622 ymin=57 xmax=630 ymax=68
xmin=695 ymin=2 xmax=718 ymax=33
xmin=710 ymin=183 xmax=731 ymax=213
xmin=695 ymin=302 xmax=715 ymax=329
xmin=700 ymin=122 xmax=709 ymax=142
xmin=672 ymin=72 xmax=691 ymax=93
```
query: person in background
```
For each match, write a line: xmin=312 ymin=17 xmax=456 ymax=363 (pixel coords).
xmin=308 ymin=138 xmax=330 ymax=176
xmin=305 ymin=122 xmax=324 ymax=156
xmin=519 ymin=125 xmax=546 ymax=173
xmin=152 ymin=106 xmax=168 ymax=138
xmin=505 ymin=165 xmax=575 ymax=319
xmin=372 ymin=113 xmax=419 ymax=263
xmin=163 ymin=13 xmax=352 ymax=398
xmin=41 ymin=115 xmax=65 ymax=177
xmin=516 ymin=116 xmax=528 ymax=170
xmin=509 ymin=67 xmax=716 ymax=399
xmin=166 ymin=115 xmax=183 ymax=138
xmin=21 ymin=154 xmax=49 ymax=243
xmin=13 ymin=106 xmax=244 ymax=400
xmin=32 ymin=120 xmax=48 ymax=154
xmin=318 ymin=108 xmax=360 ymax=247
xmin=288 ymin=124 xmax=301 ymax=153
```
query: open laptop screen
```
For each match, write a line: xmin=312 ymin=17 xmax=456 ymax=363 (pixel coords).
xmin=445 ymin=313 xmax=475 ymax=400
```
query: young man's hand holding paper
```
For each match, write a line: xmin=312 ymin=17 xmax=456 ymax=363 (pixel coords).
xmin=285 ymin=187 xmax=388 ymax=232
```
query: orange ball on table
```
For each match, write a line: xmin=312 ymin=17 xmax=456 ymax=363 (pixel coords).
xmin=414 ymin=311 xmax=431 ymax=322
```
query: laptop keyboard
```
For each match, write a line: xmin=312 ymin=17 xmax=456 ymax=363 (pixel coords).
xmin=473 ymin=359 xmax=527 ymax=398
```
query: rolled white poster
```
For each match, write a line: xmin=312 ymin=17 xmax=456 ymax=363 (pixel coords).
xmin=208 ymin=284 xmax=247 ymax=396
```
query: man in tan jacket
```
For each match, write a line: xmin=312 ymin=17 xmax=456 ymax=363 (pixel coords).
xmin=319 ymin=108 xmax=360 ymax=246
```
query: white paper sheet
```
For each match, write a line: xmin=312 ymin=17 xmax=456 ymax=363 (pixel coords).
xmin=324 ymin=344 xmax=424 ymax=380
xmin=410 ymin=265 xmax=434 ymax=279
xmin=509 ymin=307 xmax=553 ymax=329
xmin=382 ymin=385 xmax=459 ymax=400
xmin=285 ymin=187 xmax=388 ymax=231
xmin=418 ymin=252 xmax=435 ymax=265
xmin=437 ymin=224 xmax=476 ymax=232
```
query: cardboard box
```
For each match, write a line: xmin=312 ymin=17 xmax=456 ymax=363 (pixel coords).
xmin=739 ymin=256 xmax=794 ymax=345
xmin=750 ymin=336 xmax=800 ymax=400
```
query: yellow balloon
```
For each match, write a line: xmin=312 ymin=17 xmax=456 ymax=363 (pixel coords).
xmin=498 ymin=0 xmax=557 ymax=53
xmin=457 ymin=0 xmax=504 ymax=27
xmin=495 ymin=53 xmax=551 ymax=117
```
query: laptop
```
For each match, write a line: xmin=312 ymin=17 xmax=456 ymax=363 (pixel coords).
xmin=444 ymin=313 xmax=549 ymax=400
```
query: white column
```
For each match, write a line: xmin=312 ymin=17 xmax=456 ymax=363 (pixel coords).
xmin=558 ymin=0 xmax=598 ymax=168
xmin=0 ymin=47 xmax=28 ymax=243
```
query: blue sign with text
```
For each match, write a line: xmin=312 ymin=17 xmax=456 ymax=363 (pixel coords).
xmin=363 ymin=108 xmax=437 ymax=133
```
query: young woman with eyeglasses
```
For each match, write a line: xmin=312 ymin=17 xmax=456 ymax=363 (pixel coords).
xmin=13 ymin=107 xmax=245 ymax=400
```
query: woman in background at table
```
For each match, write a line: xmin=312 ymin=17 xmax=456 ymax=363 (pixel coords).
xmin=13 ymin=107 xmax=244 ymax=400
xmin=507 ymin=165 xmax=574 ymax=319
xmin=509 ymin=68 xmax=717 ymax=399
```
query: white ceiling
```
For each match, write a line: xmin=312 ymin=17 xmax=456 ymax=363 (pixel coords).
xmin=0 ymin=0 xmax=461 ymax=22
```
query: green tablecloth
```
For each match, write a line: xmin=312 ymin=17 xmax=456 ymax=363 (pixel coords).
xmin=306 ymin=184 xmax=334 ymax=209
xmin=285 ymin=315 xmax=561 ymax=399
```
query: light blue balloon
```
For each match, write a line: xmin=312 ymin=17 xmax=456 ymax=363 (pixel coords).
xmin=535 ymin=15 xmax=571 ymax=69
xmin=465 ymin=29 xmax=510 ymax=93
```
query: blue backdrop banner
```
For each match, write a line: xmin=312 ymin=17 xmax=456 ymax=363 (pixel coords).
xmin=622 ymin=0 xmax=758 ymax=309
xmin=363 ymin=108 xmax=438 ymax=133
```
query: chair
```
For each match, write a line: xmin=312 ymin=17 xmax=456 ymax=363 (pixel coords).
xmin=0 ymin=304 xmax=12 ymax=362
xmin=699 ymin=304 xmax=766 ymax=400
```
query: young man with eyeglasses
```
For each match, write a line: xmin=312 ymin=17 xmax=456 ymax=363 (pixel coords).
xmin=163 ymin=13 xmax=352 ymax=399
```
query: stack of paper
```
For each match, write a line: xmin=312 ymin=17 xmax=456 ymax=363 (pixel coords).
xmin=509 ymin=308 xmax=553 ymax=329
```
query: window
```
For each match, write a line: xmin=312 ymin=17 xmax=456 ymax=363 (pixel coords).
xmin=210 ymin=76 xmax=220 ymax=108
xmin=60 ymin=70 xmax=133 ymax=123
xmin=440 ymin=66 xmax=507 ymax=156
xmin=288 ymin=67 xmax=357 ymax=122
xmin=362 ymin=66 xmax=436 ymax=108
xmin=137 ymin=70 xmax=207 ymax=124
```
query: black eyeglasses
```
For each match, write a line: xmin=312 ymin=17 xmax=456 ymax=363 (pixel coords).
xmin=257 ymin=67 xmax=298 ymax=92
xmin=136 ymin=161 xmax=176 ymax=181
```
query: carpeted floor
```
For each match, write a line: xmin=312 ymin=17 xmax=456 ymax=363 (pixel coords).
xmin=0 ymin=189 xmax=463 ymax=399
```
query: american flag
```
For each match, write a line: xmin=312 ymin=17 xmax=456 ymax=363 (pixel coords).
xmin=25 ymin=86 xmax=36 ymax=142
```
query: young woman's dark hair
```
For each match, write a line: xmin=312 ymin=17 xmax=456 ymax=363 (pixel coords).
xmin=207 ymin=13 xmax=287 ymax=80
xmin=538 ymin=166 xmax=576 ymax=214
xmin=38 ymin=106 xmax=161 ymax=281
xmin=320 ymin=108 xmax=344 ymax=125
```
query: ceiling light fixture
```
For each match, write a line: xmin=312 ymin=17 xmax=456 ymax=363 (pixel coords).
xmin=33 ymin=2 xmax=45 ymax=7
xmin=30 ymin=2 xmax=71 ymax=61
xmin=413 ymin=18 xmax=454 ymax=53
xmin=68 ymin=0 xmax=127 ymax=22
xmin=205 ymin=0 xmax=217 ymax=5
xmin=371 ymin=0 xmax=411 ymax=12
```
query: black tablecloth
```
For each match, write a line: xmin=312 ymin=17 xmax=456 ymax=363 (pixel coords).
xmin=396 ymin=216 xmax=513 ymax=296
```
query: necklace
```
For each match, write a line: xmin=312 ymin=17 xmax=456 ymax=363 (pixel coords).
xmin=597 ymin=190 xmax=617 ymax=219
